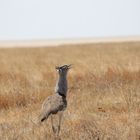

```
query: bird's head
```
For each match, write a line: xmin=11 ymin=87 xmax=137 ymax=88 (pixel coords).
xmin=55 ymin=64 xmax=72 ymax=76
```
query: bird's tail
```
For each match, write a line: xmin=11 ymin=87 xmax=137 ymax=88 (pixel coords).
xmin=38 ymin=111 xmax=50 ymax=123
xmin=40 ymin=116 xmax=47 ymax=122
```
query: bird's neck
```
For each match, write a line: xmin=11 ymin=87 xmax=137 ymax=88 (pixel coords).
xmin=55 ymin=74 xmax=68 ymax=97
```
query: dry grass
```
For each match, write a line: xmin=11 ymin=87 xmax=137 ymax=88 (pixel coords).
xmin=0 ymin=41 xmax=140 ymax=140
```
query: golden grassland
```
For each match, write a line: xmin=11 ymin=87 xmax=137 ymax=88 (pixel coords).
xmin=0 ymin=41 xmax=139 ymax=140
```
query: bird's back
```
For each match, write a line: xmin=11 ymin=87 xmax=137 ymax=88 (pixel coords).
xmin=39 ymin=94 xmax=67 ymax=122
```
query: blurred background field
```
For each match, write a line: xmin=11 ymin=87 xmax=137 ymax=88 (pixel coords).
xmin=0 ymin=41 xmax=139 ymax=140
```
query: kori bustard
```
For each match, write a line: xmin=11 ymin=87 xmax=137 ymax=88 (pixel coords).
xmin=39 ymin=64 xmax=71 ymax=136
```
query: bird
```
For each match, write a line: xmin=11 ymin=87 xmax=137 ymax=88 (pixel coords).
xmin=38 ymin=64 xmax=72 ymax=136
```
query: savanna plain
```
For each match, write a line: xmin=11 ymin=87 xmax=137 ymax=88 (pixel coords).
xmin=0 ymin=41 xmax=139 ymax=140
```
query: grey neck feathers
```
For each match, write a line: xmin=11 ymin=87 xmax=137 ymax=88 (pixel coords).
xmin=55 ymin=74 xmax=68 ymax=97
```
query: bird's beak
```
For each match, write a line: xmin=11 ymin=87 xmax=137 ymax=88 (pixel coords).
xmin=68 ymin=64 xmax=73 ymax=69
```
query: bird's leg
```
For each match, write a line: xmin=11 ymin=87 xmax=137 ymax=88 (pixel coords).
xmin=51 ymin=115 xmax=57 ymax=134
xmin=56 ymin=111 xmax=63 ymax=136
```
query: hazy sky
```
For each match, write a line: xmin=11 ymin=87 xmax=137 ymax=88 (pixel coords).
xmin=0 ymin=0 xmax=140 ymax=40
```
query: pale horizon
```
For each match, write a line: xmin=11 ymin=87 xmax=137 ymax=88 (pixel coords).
xmin=0 ymin=35 xmax=140 ymax=48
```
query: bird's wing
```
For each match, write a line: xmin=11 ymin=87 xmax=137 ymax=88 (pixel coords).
xmin=39 ymin=95 xmax=64 ymax=122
